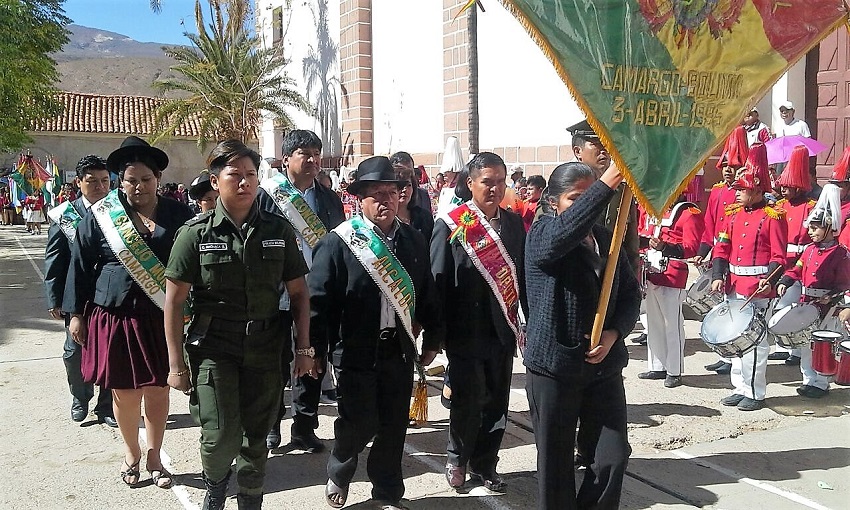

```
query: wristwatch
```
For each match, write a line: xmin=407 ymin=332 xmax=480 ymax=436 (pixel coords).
xmin=295 ymin=346 xmax=315 ymax=358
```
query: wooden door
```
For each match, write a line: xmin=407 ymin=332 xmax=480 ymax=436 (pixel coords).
xmin=815 ymin=28 xmax=850 ymax=179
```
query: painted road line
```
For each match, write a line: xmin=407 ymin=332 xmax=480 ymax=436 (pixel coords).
xmin=672 ymin=450 xmax=832 ymax=510
xmin=16 ymin=236 xmax=45 ymax=280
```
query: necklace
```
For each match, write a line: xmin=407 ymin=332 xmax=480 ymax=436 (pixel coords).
xmin=138 ymin=199 xmax=159 ymax=230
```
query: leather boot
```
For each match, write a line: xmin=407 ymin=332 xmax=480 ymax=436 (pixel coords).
xmin=202 ymin=471 xmax=231 ymax=510
xmin=236 ymin=493 xmax=263 ymax=509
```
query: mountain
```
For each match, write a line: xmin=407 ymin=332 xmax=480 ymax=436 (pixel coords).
xmin=53 ymin=24 xmax=184 ymax=97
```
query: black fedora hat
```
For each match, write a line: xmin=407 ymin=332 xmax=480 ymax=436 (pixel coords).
xmin=347 ymin=156 xmax=405 ymax=196
xmin=188 ymin=172 xmax=213 ymax=200
xmin=106 ymin=136 xmax=169 ymax=174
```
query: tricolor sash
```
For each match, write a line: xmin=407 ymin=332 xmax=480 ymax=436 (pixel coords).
xmin=91 ymin=190 xmax=166 ymax=309
xmin=333 ymin=216 xmax=419 ymax=353
xmin=47 ymin=201 xmax=83 ymax=243
xmin=261 ymin=173 xmax=328 ymax=250
xmin=442 ymin=201 xmax=523 ymax=340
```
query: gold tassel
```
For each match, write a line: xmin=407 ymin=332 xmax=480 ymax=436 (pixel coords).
xmin=409 ymin=379 xmax=429 ymax=425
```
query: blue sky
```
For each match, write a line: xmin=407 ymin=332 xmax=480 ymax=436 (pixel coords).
xmin=62 ymin=0 xmax=201 ymax=44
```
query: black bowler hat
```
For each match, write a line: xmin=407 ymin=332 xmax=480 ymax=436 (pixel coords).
xmin=188 ymin=172 xmax=213 ymax=200
xmin=347 ymin=156 xmax=405 ymax=196
xmin=566 ymin=119 xmax=599 ymax=141
xmin=106 ymin=136 xmax=169 ymax=174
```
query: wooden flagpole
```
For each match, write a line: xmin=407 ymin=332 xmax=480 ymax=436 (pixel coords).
xmin=590 ymin=185 xmax=633 ymax=349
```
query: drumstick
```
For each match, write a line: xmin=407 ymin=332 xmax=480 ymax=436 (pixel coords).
xmin=739 ymin=265 xmax=784 ymax=311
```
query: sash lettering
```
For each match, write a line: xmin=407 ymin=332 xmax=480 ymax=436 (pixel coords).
xmin=47 ymin=201 xmax=83 ymax=243
xmin=260 ymin=173 xmax=327 ymax=251
xmin=91 ymin=190 xmax=166 ymax=309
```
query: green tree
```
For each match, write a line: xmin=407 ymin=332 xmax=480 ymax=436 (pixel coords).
xmin=151 ymin=0 xmax=306 ymax=148
xmin=0 ymin=0 xmax=70 ymax=152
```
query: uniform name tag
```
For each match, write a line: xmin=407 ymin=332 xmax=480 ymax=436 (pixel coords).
xmin=200 ymin=243 xmax=227 ymax=252
xmin=262 ymin=239 xmax=286 ymax=248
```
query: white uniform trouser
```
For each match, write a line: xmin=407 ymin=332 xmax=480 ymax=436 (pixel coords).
xmin=645 ymin=282 xmax=686 ymax=376
xmin=731 ymin=293 xmax=771 ymax=400
xmin=773 ymin=282 xmax=802 ymax=356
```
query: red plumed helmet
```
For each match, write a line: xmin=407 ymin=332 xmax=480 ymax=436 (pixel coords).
xmin=732 ymin=143 xmax=771 ymax=193
xmin=716 ymin=126 xmax=749 ymax=169
xmin=830 ymin=146 xmax=850 ymax=183
xmin=775 ymin=145 xmax=811 ymax=192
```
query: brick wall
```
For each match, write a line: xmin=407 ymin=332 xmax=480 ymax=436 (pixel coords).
xmin=339 ymin=0 xmax=374 ymax=165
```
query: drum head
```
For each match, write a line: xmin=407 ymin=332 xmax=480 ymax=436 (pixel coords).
xmin=813 ymin=330 xmax=843 ymax=342
xmin=688 ymin=273 xmax=711 ymax=299
xmin=768 ymin=304 xmax=820 ymax=334
xmin=841 ymin=341 xmax=850 ymax=354
xmin=701 ymin=300 xmax=756 ymax=346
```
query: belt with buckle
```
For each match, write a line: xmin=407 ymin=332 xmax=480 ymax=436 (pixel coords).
xmin=729 ymin=264 xmax=769 ymax=276
xmin=802 ymin=287 xmax=830 ymax=298
xmin=379 ymin=328 xmax=397 ymax=341
xmin=210 ymin=316 xmax=277 ymax=335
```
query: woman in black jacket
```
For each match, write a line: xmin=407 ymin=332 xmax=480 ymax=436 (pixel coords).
xmin=524 ymin=162 xmax=640 ymax=510
xmin=394 ymin=165 xmax=435 ymax=242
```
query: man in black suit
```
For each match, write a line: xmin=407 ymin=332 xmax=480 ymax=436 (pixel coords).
xmin=309 ymin=156 xmax=443 ymax=510
xmin=431 ymin=152 xmax=528 ymax=492
xmin=260 ymin=130 xmax=346 ymax=452
xmin=43 ymin=155 xmax=116 ymax=426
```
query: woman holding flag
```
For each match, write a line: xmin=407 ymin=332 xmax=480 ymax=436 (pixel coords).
xmin=63 ymin=136 xmax=193 ymax=490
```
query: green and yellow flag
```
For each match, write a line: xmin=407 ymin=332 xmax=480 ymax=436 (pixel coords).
xmin=500 ymin=0 xmax=848 ymax=215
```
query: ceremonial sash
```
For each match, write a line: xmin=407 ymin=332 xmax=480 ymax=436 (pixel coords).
xmin=261 ymin=173 xmax=327 ymax=249
xmin=442 ymin=201 xmax=523 ymax=339
xmin=91 ymin=190 xmax=166 ymax=310
xmin=334 ymin=216 xmax=417 ymax=347
xmin=47 ymin=201 xmax=82 ymax=243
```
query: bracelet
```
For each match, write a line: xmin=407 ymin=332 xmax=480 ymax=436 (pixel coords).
xmin=169 ymin=368 xmax=189 ymax=377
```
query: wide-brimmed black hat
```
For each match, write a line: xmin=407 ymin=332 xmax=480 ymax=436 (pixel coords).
xmin=188 ymin=172 xmax=213 ymax=200
xmin=106 ymin=136 xmax=169 ymax=174
xmin=347 ymin=156 xmax=405 ymax=196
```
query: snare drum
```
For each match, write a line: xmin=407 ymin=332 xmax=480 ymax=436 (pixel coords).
xmin=700 ymin=299 xmax=767 ymax=358
xmin=811 ymin=331 xmax=841 ymax=376
xmin=685 ymin=272 xmax=723 ymax=318
xmin=835 ymin=341 xmax=850 ymax=386
xmin=768 ymin=304 xmax=821 ymax=349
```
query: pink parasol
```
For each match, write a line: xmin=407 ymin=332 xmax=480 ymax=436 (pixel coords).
xmin=765 ymin=135 xmax=828 ymax=165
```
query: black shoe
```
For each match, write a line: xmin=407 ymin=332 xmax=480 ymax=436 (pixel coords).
xmin=266 ymin=424 xmax=281 ymax=450
xmin=637 ymin=370 xmax=667 ymax=380
xmin=290 ymin=428 xmax=325 ymax=453
xmin=664 ymin=375 xmax=682 ymax=388
xmin=202 ymin=471 xmax=231 ymax=510
xmin=71 ymin=399 xmax=88 ymax=422
xmin=704 ymin=360 xmax=727 ymax=371
xmin=797 ymin=385 xmax=828 ymax=398
xmin=767 ymin=351 xmax=790 ymax=361
xmin=97 ymin=414 xmax=118 ymax=428
xmin=715 ymin=362 xmax=732 ymax=375
xmin=632 ymin=333 xmax=647 ymax=345
xmin=469 ymin=469 xmax=507 ymax=493
xmin=785 ymin=355 xmax=801 ymax=366
xmin=320 ymin=389 xmax=337 ymax=404
xmin=236 ymin=493 xmax=263 ymax=510
xmin=737 ymin=397 xmax=765 ymax=411
xmin=721 ymin=393 xmax=745 ymax=406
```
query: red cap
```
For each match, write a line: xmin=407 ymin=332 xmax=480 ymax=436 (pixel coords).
xmin=716 ymin=126 xmax=749 ymax=170
xmin=775 ymin=145 xmax=812 ymax=192
xmin=830 ymin=146 xmax=850 ymax=183
xmin=732 ymin=143 xmax=771 ymax=193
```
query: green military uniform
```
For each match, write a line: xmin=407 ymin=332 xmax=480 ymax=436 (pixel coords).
xmin=165 ymin=198 xmax=308 ymax=495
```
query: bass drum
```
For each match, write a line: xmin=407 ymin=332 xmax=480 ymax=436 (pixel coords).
xmin=768 ymin=304 xmax=821 ymax=349
xmin=700 ymin=299 xmax=767 ymax=358
xmin=684 ymin=271 xmax=722 ymax=320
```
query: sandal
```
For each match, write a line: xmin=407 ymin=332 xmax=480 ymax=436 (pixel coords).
xmin=325 ymin=478 xmax=348 ymax=508
xmin=120 ymin=458 xmax=141 ymax=486
xmin=148 ymin=467 xmax=173 ymax=489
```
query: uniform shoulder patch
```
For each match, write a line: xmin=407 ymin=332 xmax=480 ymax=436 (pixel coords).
xmin=808 ymin=199 xmax=817 ymax=206
xmin=185 ymin=210 xmax=214 ymax=226
xmin=724 ymin=203 xmax=742 ymax=216
xmin=764 ymin=206 xmax=785 ymax=219
xmin=775 ymin=198 xmax=788 ymax=207
xmin=687 ymin=206 xmax=701 ymax=215
xmin=712 ymin=181 xmax=725 ymax=188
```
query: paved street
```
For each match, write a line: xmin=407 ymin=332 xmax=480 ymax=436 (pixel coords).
xmin=0 ymin=225 xmax=848 ymax=509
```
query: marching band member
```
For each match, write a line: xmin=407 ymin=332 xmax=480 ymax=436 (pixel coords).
xmin=637 ymin=198 xmax=703 ymax=388
xmin=828 ymin=147 xmax=850 ymax=248
xmin=710 ymin=143 xmax=788 ymax=411
xmin=772 ymin=145 xmax=816 ymax=364
xmin=777 ymin=184 xmax=850 ymax=398
xmin=697 ymin=126 xmax=748 ymax=375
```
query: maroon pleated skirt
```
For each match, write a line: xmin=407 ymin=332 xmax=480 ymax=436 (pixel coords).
xmin=81 ymin=292 xmax=168 ymax=390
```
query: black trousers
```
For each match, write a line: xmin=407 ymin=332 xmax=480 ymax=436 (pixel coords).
xmin=274 ymin=310 xmax=326 ymax=433
xmin=63 ymin=320 xmax=112 ymax=416
xmin=526 ymin=369 xmax=630 ymax=510
xmin=446 ymin=345 xmax=513 ymax=473
xmin=327 ymin=341 xmax=413 ymax=502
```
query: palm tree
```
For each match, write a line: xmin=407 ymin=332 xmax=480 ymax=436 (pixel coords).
xmin=150 ymin=0 xmax=310 ymax=149
xmin=302 ymin=0 xmax=342 ymax=156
